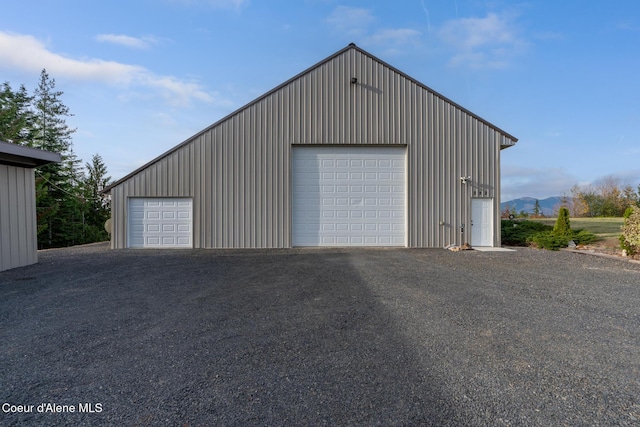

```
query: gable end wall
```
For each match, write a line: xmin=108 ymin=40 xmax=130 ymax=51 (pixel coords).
xmin=109 ymin=48 xmax=511 ymax=248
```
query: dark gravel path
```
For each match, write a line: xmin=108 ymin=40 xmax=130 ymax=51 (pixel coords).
xmin=1 ymin=243 xmax=639 ymax=426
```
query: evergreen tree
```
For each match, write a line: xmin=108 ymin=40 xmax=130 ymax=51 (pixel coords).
xmin=31 ymin=69 xmax=77 ymax=247
xmin=32 ymin=70 xmax=75 ymax=153
xmin=553 ymin=207 xmax=571 ymax=236
xmin=80 ymin=154 xmax=112 ymax=242
xmin=34 ymin=172 xmax=58 ymax=236
xmin=1 ymin=71 xmax=112 ymax=247
xmin=53 ymin=148 xmax=85 ymax=246
xmin=533 ymin=199 xmax=542 ymax=217
xmin=0 ymin=82 xmax=33 ymax=145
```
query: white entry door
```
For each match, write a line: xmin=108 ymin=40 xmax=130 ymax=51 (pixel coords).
xmin=128 ymin=198 xmax=193 ymax=248
xmin=471 ymin=198 xmax=493 ymax=247
xmin=292 ymin=146 xmax=406 ymax=246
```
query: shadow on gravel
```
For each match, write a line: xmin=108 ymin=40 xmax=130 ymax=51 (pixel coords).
xmin=0 ymin=244 xmax=463 ymax=426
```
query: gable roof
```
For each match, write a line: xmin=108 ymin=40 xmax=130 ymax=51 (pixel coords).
xmin=103 ymin=43 xmax=517 ymax=194
xmin=0 ymin=141 xmax=62 ymax=168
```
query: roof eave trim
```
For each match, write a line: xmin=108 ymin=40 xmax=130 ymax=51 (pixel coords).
xmin=0 ymin=141 xmax=62 ymax=168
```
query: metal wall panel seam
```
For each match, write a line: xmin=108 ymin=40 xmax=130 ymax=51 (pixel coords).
xmin=8 ymin=166 xmax=19 ymax=264
xmin=221 ymin=122 xmax=229 ymax=247
xmin=193 ymin=139 xmax=200 ymax=247
xmin=250 ymin=107 xmax=257 ymax=247
xmin=241 ymin=111 xmax=248 ymax=247
xmin=26 ymin=168 xmax=36 ymax=265
xmin=26 ymin=168 xmax=36 ymax=263
xmin=266 ymin=99 xmax=274 ymax=247
xmin=283 ymin=135 xmax=291 ymax=248
xmin=0 ymin=166 xmax=6 ymax=270
xmin=209 ymin=130 xmax=214 ymax=247
xmin=1 ymin=167 xmax=13 ymax=269
xmin=252 ymin=103 xmax=259 ymax=248
xmin=16 ymin=168 xmax=27 ymax=262
xmin=236 ymin=114 xmax=243 ymax=247
xmin=9 ymin=167 xmax=20 ymax=264
xmin=215 ymin=127 xmax=223 ymax=247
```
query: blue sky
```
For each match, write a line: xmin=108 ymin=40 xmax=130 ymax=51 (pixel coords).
xmin=1 ymin=0 xmax=639 ymax=202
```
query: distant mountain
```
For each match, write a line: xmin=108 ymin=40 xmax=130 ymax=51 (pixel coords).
xmin=500 ymin=196 xmax=567 ymax=217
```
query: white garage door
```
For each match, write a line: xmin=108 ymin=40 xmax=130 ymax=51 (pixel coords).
xmin=292 ymin=146 xmax=406 ymax=246
xmin=128 ymin=198 xmax=193 ymax=248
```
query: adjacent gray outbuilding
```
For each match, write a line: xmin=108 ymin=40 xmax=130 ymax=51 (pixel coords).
xmin=103 ymin=44 xmax=517 ymax=249
xmin=0 ymin=141 xmax=61 ymax=271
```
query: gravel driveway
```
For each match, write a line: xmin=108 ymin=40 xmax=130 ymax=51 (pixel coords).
xmin=1 ymin=244 xmax=639 ymax=426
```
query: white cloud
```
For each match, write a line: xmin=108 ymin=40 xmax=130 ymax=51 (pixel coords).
xmin=438 ymin=12 xmax=526 ymax=69
xmin=96 ymin=34 xmax=158 ymax=49
xmin=517 ymin=171 xmax=640 ymax=203
xmin=366 ymin=28 xmax=421 ymax=46
xmin=326 ymin=6 xmax=376 ymax=37
xmin=596 ymin=171 xmax=640 ymax=188
xmin=0 ymin=31 xmax=215 ymax=106
xmin=326 ymin=6 xmax=421 ymax=53
xmin=501 ymin=166 xmax=579 ymax=201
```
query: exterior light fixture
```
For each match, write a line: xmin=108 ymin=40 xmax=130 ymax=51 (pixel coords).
xmin=351 ymin=77 xmax=358 ymax=84
xmin=460 ymin=176 xmax=471 ymax=184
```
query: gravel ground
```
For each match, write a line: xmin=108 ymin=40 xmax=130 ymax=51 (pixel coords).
xmin=1 ymin=243 xmax=639 ymax=426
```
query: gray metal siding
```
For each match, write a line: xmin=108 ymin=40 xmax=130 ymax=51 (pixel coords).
xmin=0 ymin=164 xmax=37 ymax=271
xmin=109 ymin=47 xmax=514 ymax=248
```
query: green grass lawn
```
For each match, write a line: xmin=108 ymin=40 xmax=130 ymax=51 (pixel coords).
xmin=533 ymin=217 xmax=623 ymax=239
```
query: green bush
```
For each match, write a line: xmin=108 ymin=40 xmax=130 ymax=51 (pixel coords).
xmin=572 ymin=229 xmax=597 ymax=245
xmin=501 ymin=220 xmax=552 ymax=246
xmin=529 ymin=228 xmax=596 ymax=250
xmin=501 ymin=213 xmax=597 ymax=250
xmin=620 ymin=206 xmax=640 ymax=255
xmin=553 ymin=207 xmax=571 ymax=236
xmin=530 ymin=231 xmax=569 ymax=250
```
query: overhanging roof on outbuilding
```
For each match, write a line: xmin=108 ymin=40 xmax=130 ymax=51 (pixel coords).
xmin=0 ymin=141 xmax=62 ymax=168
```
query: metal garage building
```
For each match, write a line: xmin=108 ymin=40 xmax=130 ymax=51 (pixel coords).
xmin=103 ymin=44 xmax=517 ymax=249
xmin=0 ymin=141 xmax=61 ymax=271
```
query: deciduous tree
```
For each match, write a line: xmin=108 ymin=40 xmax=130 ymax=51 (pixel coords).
xmin=621 ymin=206 xmax=640 ymax=256
xmin=570 ymin=176 xmax=638 ymax=217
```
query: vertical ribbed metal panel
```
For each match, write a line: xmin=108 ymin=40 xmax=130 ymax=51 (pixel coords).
xmin=108 ymin=46 xmax=514 ymax=248
xmin=0 ymin=164 xmax=37 ymax=271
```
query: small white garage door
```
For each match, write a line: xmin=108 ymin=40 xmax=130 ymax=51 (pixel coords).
xmin=292 ymin=146 xmax=406 ymax=246
xmin=128 ymin=198 xmax=193 ymax=248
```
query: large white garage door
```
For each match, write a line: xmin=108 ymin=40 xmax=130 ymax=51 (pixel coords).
xmin=292 ymin=146 xmax=406 ymax=246
xmin=128 ymin=198 xmax=193 ymax=248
